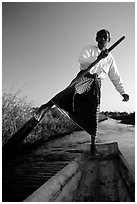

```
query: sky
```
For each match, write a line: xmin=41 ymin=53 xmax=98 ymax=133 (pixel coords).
xmin=2 ymin=2 xmax=135 ymax=112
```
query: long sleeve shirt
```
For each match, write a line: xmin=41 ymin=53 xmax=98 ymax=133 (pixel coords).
xmin=78 ymin=45 xmax=126 ymax=95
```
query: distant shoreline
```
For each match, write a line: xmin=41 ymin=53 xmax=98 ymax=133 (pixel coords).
xmin=101 ymin=112 xmax=135 ymax=126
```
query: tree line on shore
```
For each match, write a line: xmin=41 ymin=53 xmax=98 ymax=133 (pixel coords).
xmin=101 ymin=111 xmax=135 ymax=125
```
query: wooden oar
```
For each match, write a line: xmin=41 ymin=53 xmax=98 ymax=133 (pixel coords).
xmin=3 ymin=36 xmax=125 ymax=160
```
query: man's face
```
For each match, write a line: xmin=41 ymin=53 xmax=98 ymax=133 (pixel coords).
xmin=97 ymin=31 xmax=110 ymax=50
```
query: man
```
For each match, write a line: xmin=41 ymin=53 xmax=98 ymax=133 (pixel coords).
xmin=36 ymin=29 xmax=129 ymax=154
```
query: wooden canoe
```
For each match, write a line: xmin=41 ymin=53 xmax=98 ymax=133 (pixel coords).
xmin=24 ymin=142 xmax=135 ymax=202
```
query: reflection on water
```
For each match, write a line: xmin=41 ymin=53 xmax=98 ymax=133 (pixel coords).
xmin=3 ymin=118 xmax=135 ymax=201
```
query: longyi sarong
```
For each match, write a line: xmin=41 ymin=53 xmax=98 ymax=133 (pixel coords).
xmin=51 ymin=73 xmax=101 ymax=137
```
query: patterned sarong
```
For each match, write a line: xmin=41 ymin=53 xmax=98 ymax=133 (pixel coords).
xmin=51 ymin=73 xmax=101 ymax=137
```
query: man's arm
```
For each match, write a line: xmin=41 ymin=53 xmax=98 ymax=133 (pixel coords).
xmin=108 ymin=56 xmax=129 ymax=102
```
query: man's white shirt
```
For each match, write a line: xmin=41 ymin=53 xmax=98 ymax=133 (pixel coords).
xmin=78 ymin=45 xmax=126 ymax=95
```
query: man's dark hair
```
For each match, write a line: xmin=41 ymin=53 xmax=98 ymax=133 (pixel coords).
xmin=96 ymin=29 xmax=111 ymax=42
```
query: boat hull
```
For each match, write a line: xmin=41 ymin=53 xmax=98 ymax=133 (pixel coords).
xmin=24 ymin=142 xmax=135 ymax=202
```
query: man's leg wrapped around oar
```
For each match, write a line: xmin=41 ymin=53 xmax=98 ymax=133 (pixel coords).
xmin=37 ymin=73 xmax=101 ymax=154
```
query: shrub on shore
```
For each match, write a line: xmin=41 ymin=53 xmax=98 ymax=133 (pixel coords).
xmin=2 ymin=90 xmax=34 ymax=145
xmin=2 ymin=90 xmax=81 ymax=147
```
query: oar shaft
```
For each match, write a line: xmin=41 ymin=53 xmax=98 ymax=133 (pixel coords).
xmin=108 ymin=36 xmax=125 ymax=52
